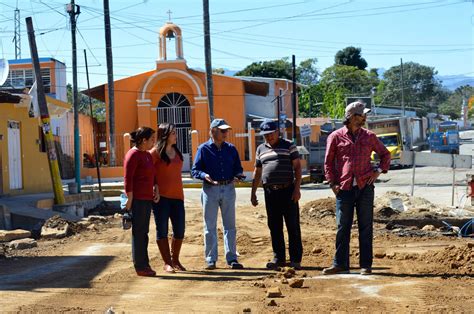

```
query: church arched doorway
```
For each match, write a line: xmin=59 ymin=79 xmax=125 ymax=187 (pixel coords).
xmin=157 ymin=92 xmax=192 ymax=171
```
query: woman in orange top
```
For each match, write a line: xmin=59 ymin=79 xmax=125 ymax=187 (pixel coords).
xmin=150 ymin=123 xmax=186 ymax=272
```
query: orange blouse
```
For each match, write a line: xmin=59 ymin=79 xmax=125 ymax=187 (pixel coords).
xmin=150 ymin=148 xmax=184 ymax=200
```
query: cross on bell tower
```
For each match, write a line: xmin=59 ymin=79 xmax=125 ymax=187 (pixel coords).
xmin=167 ymin=10 xmax=172 ymax=22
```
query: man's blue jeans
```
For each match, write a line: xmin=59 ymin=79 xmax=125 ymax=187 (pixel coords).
xmin=333 ymin=184 xmax=374 ymax=270
xmin=201 ymin=183 xmax=237 ymax=264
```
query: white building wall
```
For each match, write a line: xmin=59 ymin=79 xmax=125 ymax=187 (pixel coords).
xmin=54 ymin=61 xmax=67 ymax=102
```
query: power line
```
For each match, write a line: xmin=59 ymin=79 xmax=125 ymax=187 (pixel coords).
xmin=32 ymin=0 xmax=67 ymax=17
xmin=189 ymin=1 xmax=353 ymax=39
xmin=76 ymin=27 xmax=101 ymax=66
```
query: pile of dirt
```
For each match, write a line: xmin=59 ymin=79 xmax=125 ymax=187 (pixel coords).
xmin=383 ymin=243 xmax=474 ymax=274
xmin=419 ymin=243 xmax=473 ymax=274
xmin=88 ymin=201 xmax=120 ymax=216
xmin=375 ymin=191 xmax=441 ymax=218
xmin=300 ymin=198 xmax=336 ymax=221
xmin=0 ymin=243 xmax=6 ymax=259
xmin=42 ymin=214 xmax=116 ymax=237
xmin=301 ymin=191 xmax=445 ymax=221
xmin=43 ymin=215 xmax=69 ymax=229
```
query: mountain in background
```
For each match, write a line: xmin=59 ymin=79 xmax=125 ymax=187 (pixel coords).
xmin=437 ymin=75 xmax=473 ymax=91
xmin=377 ymin=68 xmax=472 ymax=91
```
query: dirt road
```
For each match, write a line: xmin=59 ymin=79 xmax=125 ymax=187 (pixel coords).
xmin=1 ymin=197 xmax=473 ymax=312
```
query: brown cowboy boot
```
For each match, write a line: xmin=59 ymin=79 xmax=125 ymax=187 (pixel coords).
xmin=156 ymin=239 xmax=175 ymax=273
xmin=171 ymin=238 xmax=186 ymax=271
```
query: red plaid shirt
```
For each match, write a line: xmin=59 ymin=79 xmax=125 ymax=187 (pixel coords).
xmin=324 ymin=126 xmax=390 ymax=190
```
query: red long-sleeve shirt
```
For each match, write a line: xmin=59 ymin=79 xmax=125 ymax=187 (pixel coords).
xmin=324 ymin=126 xmax=390 ymax=191
xmin=124 ymin=148 xmax=156 ymax=200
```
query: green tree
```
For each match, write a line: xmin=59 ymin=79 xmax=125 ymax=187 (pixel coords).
xmin=335 ymin=46 xmax=368 ymax=70
xmin=235 ymin=57 xmax=319 ymax=84
xmin=212 ymin=68 xmax=225 ymax=74
xmin=377 ymin=62 xmax=444 ymax=116
xmin=320 ymin=64 xmax=375 ymax=95
xmin=298 ymin=84 xmax=324 ymax=117
xmin=235 ymin=58 xmax=292 ymax=79
xmin=68 ymin=84 xmax=106 ymax=122
xmin=298 ymin=65 xmax=377 ymax=118
xmin=320 ymin=86 xmax=347 ymax=118
xmin=296 ymin=58 xmax=319 ymax=85
xmin=438 ymin=85 xmax=473 ymax=119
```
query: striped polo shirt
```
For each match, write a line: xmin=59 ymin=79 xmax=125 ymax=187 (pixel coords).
xmin=255 ymin=138 xmax=300 ymax=185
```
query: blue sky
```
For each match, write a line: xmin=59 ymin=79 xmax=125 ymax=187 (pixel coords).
xmin=0 ymin=0 xmax=472 ymax=89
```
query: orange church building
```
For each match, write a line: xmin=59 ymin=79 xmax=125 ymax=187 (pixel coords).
xmin=85 ymin=22 xmax=298 ymax=174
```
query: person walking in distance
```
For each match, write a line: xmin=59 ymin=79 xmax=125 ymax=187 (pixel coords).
xmin=323 ymin=101 xmax=390 ymax=275
xmin=191 ymin=119 xmax=245 ymax=270
xmin=123 ymin=127 xmax=159 ymax=277
xmin=250 ymin=119 xmax=303 ymax=270
xmin=150 ymin=123 xmax=187 ymax=273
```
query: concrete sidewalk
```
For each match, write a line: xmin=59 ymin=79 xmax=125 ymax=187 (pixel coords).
xmin=0 ymin=193 xmax=82 ymax=231
xmin=75 ymin=175 xmax=313 ymax=196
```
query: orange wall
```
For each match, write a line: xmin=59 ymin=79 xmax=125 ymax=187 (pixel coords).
xmin=104 ymin=71 xmax=153 ymax=136
xmin=147 ymin=76 xmax=196 ymax=128
xmin=100 ymin=65 xmax=249 ymax=170
xmin=213 ymin=75 xmax=246 ymax=130
xmin=79 ymin=114 xmax=95 ymax=158
xmin=274 ymin=80 xmax=298 ymax=119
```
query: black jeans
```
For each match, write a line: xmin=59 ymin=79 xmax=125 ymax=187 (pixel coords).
xmin=152 ymin=197 xmax=186 ymax=240
xmin=333 ymin=184 xmax=374 ymax=270
xmin=263 ymin=185 xmax=303 ymax=263
xmin=131 ymin=199 xmax=153 ymax=270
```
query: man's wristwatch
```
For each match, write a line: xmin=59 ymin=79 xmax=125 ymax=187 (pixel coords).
xmin=375 ymin=168 xmax=383 ymax=173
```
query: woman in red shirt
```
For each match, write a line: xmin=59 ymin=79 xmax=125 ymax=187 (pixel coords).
xmin=150 ymin=123 xmax=186 ymax=272
xmin=124 ymin=126 xmax=159 ymax=277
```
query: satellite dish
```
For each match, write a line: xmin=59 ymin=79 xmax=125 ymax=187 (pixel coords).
xmin=0 ymin=58 xmax=9 ymax=86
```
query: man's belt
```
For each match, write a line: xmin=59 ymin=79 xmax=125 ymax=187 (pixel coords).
xmin=264 ymin=183 xmax=292 ymax=190
xmin=204 ymin=179 xmax=234 ymax=186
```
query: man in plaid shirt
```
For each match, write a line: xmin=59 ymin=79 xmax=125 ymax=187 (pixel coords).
xmin=323 ymin=101 xmax=390 ymax=275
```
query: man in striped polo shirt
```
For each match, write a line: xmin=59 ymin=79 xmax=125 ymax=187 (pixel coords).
xmin=251 ymin=119 xmax=303 ymax=270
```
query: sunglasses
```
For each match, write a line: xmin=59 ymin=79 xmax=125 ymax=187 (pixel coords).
xmin=219 ymin=129 xmax=229 ymax=133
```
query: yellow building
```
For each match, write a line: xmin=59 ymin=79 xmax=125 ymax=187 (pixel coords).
xmin=0 ymin=92 xmax=70 ymax=196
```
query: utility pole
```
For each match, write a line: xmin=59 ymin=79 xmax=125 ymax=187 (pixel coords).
xmin=14 ymin=6 xmax=21 ymax=59
xmin=292 ymin=55 xmax=297 ymax=144
xmin=104 ymin=0 xmax=116 ymax=166
xmin=67 ymin=0 xmax=81 ymax=193
xmin=84 ymin=49 xmax=102 ymax=192
xmin=277 ymin=94 xmax=282 ymax=137
xmin=400 ymin=58 xmax=405 ymax=116
xmin=462 ymin=97 xmax=467 ymax=129
xmin=203 ymin=0 xmax=214 ymax=122
xmin=26 ymin=17 xmax=65 ymax=204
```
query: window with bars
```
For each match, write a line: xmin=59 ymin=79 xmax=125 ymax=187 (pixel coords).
xmin=25 ymin=69 xmax=34 ymax=87
xmin=6 ymin=68 xmax=51 ymax=93
xmin=10 ymin=70 xmax=24 ymax=88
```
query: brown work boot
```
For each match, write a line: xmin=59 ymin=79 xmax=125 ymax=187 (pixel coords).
xmin=322 ymin=265 xmax=350 ymax=275
xmin=171 ymin=238 xmax=186 ymax=271
xmin=156 ymin=239 xmax=175 ymax=273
